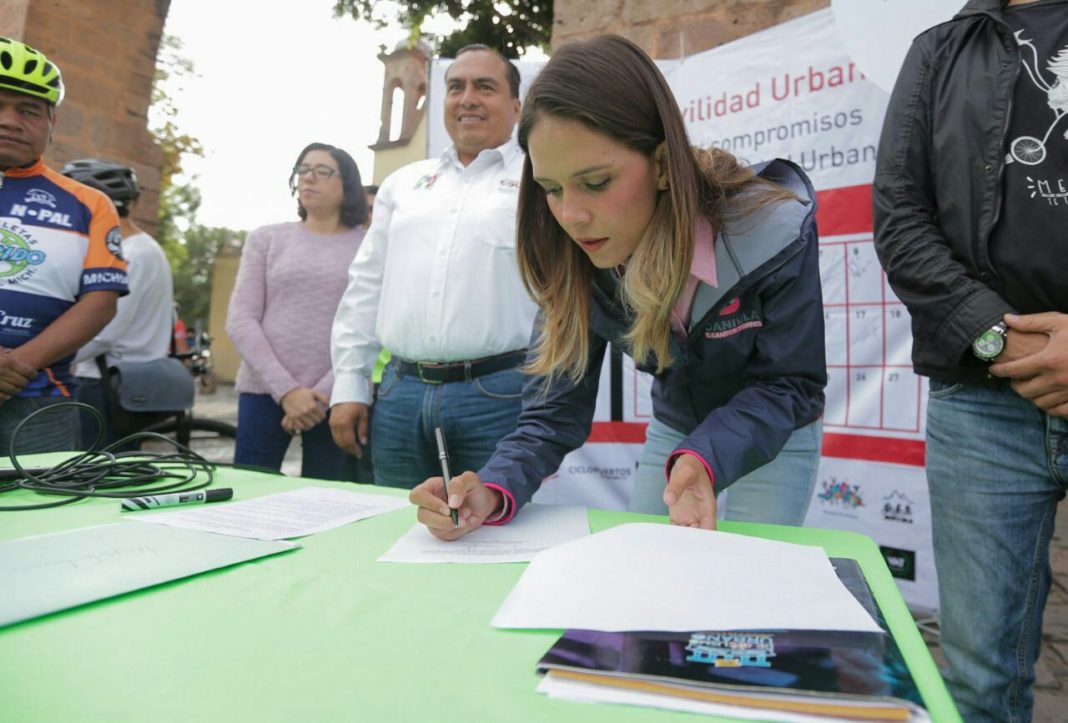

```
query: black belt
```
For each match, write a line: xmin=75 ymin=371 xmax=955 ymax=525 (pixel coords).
xmin=394 ymin=349 xmax=527 ymax=384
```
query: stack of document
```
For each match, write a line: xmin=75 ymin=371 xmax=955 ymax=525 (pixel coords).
xmin=491 ymin=523 xmax=929 ymax=721
xmin=0 ymin=523 xmax=296 ymax=628
xmin=1 ymin=487 xmax=410 ymax=627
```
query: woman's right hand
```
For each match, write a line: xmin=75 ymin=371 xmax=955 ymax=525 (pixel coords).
xmin=409 ymin=471 xmax=503 ymax=541
xmin=280 ymin=387 xmax=328 ymax=431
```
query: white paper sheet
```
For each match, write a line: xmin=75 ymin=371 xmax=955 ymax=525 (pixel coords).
xmin=378 ymin=504 xmax=589 ymax=563
xmin=0 ymin=523 xmax=297 ymax=628
xmin=129 ymin=486 xmax=409 ymax=540
xmin=492 ymin=523 xmax=882 ymax=633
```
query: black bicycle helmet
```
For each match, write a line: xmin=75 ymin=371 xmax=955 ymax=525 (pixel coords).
xmin=61 ymin=159 xmax=140 ymax=215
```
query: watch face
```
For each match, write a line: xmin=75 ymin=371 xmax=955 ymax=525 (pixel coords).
xmin=974 ymin=329 xmax=1006 ymax=359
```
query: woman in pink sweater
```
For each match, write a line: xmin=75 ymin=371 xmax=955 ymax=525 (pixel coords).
xmin=226 ymin=143 xmax=368 ymax=480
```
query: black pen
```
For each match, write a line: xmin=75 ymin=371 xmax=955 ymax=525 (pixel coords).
xmin=121 ymin=488 xmax=233 ymax=512
xmin=434 ymin=427 xmax=460 ymax=528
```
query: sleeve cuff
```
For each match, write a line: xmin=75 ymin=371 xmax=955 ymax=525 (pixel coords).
xmin=330 ymin=373 xmax=374 ymax=406
xmin=272 ymin=383 xmax=301 ymax=405
xmin=665 ymin=449 xmax=716 ymax=490
xmin=482 ymin=483 xmax=516 ymax=525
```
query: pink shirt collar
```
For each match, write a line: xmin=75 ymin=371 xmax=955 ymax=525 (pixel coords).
xmin=670 ymin=217 xmax=718 ymax=337
xmin=690 ymin=216 xmax=718 ymax=287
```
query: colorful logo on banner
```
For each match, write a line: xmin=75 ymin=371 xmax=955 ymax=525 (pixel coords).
xmin=882 ymin=490 xmax=915 ymax=524
xmin=880 ymin=545 xmax=917 ymax=581
xmin=817 ymin=476 xmax=864 ymax=509
xmin=686 ymin=632 xmax=775 ymax=668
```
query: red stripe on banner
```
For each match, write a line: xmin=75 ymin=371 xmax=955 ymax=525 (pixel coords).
xmin=815 ymin=184 xmax=873 ymax=236
xmin=822 ymin=432 xmax=926 ymax=467
xmin=588 ymin=421 xmax=648 ymax=444
xmin=585 ymin=424 xmax=926 ymax=467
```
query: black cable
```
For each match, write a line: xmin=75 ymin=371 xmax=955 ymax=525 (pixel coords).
xmin=0 ymin=401 xmax=220 ymax=512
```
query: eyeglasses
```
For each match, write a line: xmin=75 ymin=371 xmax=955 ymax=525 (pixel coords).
xmin=292 ymin=164 xmax=339 ymax=181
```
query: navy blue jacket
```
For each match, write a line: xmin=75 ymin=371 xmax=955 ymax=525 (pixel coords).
xmin=480 ymin=160 xmax=826 ymax=511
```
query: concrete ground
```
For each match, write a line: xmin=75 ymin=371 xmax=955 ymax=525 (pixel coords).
xmin=190 ymin=383 xmax=1068 ymax=721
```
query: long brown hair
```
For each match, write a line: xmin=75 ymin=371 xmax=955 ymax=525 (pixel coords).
xmin=516 ymin=35 xmax=792 ymax=383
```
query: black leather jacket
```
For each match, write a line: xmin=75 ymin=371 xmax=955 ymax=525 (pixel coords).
xmin=873 ymin=0 xmax=1021 ymax=384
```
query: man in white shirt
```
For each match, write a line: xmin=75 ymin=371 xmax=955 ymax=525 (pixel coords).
xmin=330 ymin=45 xmax=538 ymax=488
xmin=63 ymin=160 xmax=175 ymax=448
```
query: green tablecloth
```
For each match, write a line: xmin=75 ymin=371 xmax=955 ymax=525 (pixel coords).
xmin=0 ymin=466 xmax=960 ymax=722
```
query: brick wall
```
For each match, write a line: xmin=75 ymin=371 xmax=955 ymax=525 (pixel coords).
xmin=1 ymin=0 xmax=169 ymax=234
xmin=552 ymin=0 xmax=828 ymax=57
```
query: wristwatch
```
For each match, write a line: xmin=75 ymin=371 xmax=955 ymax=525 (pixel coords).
xmin=972 ymin=322 xmax=1008 ymax=361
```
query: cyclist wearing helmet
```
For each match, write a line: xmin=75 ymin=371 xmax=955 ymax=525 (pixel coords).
xmin=63 ymin=159 xmax=174 ymax=448
xmin=0 ymin=37 xmax=128 ymax=453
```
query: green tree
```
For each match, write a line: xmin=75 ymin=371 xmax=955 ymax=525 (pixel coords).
xmin=171 ymin=225 xmax=244 ymax=325
xmin=333 ymin=0 xmax=553 ymax=57
xmin=151 ymin=34 xmax=204 ymax=273
xmin=150 ymin=34 xmax=246 ymax=325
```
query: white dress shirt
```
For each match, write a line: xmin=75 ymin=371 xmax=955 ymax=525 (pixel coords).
xmin=73 ymin=232 xmax=174 ymax=378
xmin=331 ymin=139 xmax=538 ymax=406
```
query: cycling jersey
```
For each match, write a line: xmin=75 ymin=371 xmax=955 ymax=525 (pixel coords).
xmin=0 ymin=158 xmax=128 ymax=397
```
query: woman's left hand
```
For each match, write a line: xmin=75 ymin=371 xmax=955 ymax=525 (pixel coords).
xmin=662 ymin=454 xmax=717 ymax=530
xmin=281 ymin=414 xmax=306 ymax=434
xmin=280 ymin=387 xmax=328 ymax=430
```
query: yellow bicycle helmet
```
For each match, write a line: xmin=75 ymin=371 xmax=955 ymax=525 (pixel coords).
xmin=0 ymin=36 xmax=64 ymax=106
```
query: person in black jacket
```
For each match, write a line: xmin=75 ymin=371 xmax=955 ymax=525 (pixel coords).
xmin=873 ymin=1 xmax=1068 ymax=720
xmin=409 ymin=35 xmax=826 ymax=536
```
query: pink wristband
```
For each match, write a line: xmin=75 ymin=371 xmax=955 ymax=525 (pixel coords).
xmin=482 ymin=483 xmax=516 ymax=525
xmin=665 ymin=449 xmax=715 ymax=488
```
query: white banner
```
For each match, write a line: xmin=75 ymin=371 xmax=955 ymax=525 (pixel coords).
xmin=830 ymin=0 xmax=963 ymax=93
xmin=804 ymin=458 xmax=938 ymax=615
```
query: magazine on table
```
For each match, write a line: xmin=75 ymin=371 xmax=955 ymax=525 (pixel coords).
xmin=536 ymin=559 xmax=930 ymax=722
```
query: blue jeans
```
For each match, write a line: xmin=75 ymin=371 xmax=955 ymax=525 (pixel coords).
xmin=628 ymin=416 xmax=822 ymax=525
xmin=0 ymin=396 xmax=79 ymax=454
xmin=926 ymin=380 xmax=1067 ymax=723
xmin=235 ymin=393 xmax=360 ymax=482
xmin=370 ymin=361 xmax=524 ymax=489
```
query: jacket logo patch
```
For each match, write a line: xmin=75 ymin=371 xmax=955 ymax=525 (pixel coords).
xmin=706 ymin=304 xmax=762 ymax=339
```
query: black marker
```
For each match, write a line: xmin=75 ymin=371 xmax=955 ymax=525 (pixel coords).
xmin=121 ymin=488 xmax=233 ymax=512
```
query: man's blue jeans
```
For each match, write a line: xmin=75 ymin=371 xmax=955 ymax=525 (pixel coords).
xmin=926 ymin=380 xmax=1067 ymax=723
xmin=628 ymin=416 xmax=822 ymax=525
xmin=370 ymin=361 xmax=524 ymax=489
